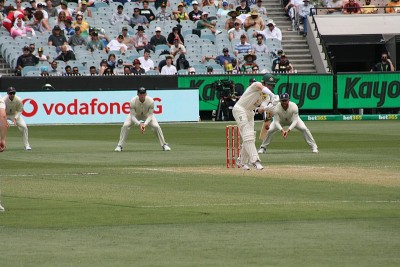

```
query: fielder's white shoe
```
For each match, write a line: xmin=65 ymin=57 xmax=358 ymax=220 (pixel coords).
xmin=312 ymin=148 xmax=319 ymax=153
xmin=252 ymin=160 xmax=264 ymax=170
xmin=162 ymin=144 xmax=171 ymax=151
xmin=114 ymin=145 xmax=123 ymax=152
xmin=0 ymin=203 xmax=4 ymax=212
xmin=258 ymin=147 xmax=266 ymax=154
xmin=25 ymin=145 xmax=32 ymax=150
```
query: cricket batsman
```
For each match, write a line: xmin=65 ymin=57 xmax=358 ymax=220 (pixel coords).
xmin=233 ymin=73 xmax=278 ymax=170
xmin=2 ymin=87 xmax=31 ymax=150
xmin=258 ymin=93 xmax=319 ymax=154
xmin=114 ymin=87 xmax=171 ymax=152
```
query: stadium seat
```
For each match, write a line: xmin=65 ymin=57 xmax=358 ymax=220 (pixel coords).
xmin=22 ymin=66 xmax=38 ymax=76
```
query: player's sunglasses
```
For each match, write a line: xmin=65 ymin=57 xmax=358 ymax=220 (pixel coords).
xmin=8 ymin=92 xmax=16 ymax=95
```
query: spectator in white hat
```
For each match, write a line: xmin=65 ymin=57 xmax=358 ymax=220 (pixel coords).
xmin=189 ymin=1 xmax=203 ymax=21
xmin=253 ymin=19 xmax=282 ymax=41
xmin=150 ymin=27 xmax=168 ymax=52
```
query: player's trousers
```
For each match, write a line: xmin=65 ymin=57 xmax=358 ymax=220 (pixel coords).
xmin=117 ymin=115 xmax=167 ymax=148
xmin=232 ymin=105 xmax=260 ymax=164
xmin=260 ymin=119 xmax=318 ymax=150
xmin=7 ymin=115 xmax=30 ymax=147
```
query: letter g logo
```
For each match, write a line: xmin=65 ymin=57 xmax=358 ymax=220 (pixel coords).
xmin=22 ymin=98 xmax=39 ymax=117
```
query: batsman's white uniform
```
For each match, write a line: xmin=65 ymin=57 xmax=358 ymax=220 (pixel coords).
xmin=2 ymin=95 xmax=30 ymax=148
xmin=260 ymin=101 xmax=318 ymax=150
xmin=117 ymin=95 xmax=168 ymax=149
xmin=233 ymin=82 xmax=276 ymax=165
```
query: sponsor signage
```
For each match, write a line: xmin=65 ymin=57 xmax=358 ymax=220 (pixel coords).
xmin=337 ymin=73 xmax=400 ymax=108
xmin=302 ymin=114 xmax=399 ymax=121
xmin=178 ymin=74 xmax=333 ymax=110
xmin=18 ymin=89 xmax=199 ymax=124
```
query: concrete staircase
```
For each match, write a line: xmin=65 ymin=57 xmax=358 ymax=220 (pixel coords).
xmin=265 ymin=1 xmax=316 ymax=73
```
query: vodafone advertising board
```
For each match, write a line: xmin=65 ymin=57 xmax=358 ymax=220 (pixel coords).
xmin=18 ymin=89 xmax=199 ymax=124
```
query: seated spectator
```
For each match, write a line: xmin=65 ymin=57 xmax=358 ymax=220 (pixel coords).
xmin=252 ymin=34 xmax=268 ymax=53
xmin=371 ymin=52 xmax=394 ymax=72
xmin=124 ymin=66 xmax=132 ymax=75
xmin=244 ymin=9 xmax=264 ymax=31
xmin=98 ymin=59 xmax=108 ymax=75
xmin=225 ymin=10 xmax=241 ymax=31
xmin=2 ymin=7 xmax=26 ymax=33
xmin=298 ymin=0 xmax=314 ymax=36
xmin=11 ymin=17 xmax=35 ymax=38
xmin=361 ymin=0 xmax=378 ymax=13
xmin=229 ymin=21 xmax=246 ymax=41
xmin=72 ymin=14 xmax=89 ymax=36
xmin=236 ymin=0 xmax=250 ymax=14
xmin=87 ymin=31 xmax=106 ymax=52
xmin=36 ymin=3 xmax=49 ymax=22
xmin=57 ymin=0 xmax=73 ymax=18
xmin=188 ymin=66 xmax=196 ymax=75
xmin=131 ymin=59 xmax=146 ymax=75
xmin=161 ymin=55 xmax=177 ymax=75
xmin=197 ymin=12 xmax=222 ymax=35
xmin=40 ymin=65 xmax=49 ymax=76
xmin=167 ymin=26 xmax=184 ymax=47
xmin=385 ymin=0 xmax=400 ymax=13
xmin=48 ymin=25 xmax=68 ymax=52
xmin=156 ymin=2 xmax=172 ymax=21
xmin=120 ymin=26 xmax=131 ymax=46
xmin=274 ymin=53 xmax=294 ymax=73
xmin=55 ymin=45 xmax=76 ymax=62
xmin=44 ymin=0 xmax=58 ymax=18
xmin=343 ymin=0 xmax=361 ymax=14
xmin=170 ymin=37 xmax=186 ymax=57
xmin=138 ymin=50 xmax=155 ymax=72
xmin=140 ymin=1 xmax=155 ymax=22
xmin=131 ymin=25 xmax=151 ymax=52
xmin=110 ymin=4 xmax=130 ymax=25
xmin=206 ymin=65 xmax=213 ymax=74
xmin=150 ymin=27 xmax=168 ymax=51
xmin=254 ymin=19 xmax=282 ymax=41
xmin=130 ymin=8 xmax=149 ymax=28
xmin=64 ymin=65 xmax=72 ymax=76
xmin=327 ymin=0 xmax=343 ymax=14
xmin=203 ymin=47 xmax=235 ymax=66
xmin=49 ymin=61 xmax=62 ymax=75
xmin=176 ymin=54 xmax=190 ymax=71
xmin=272 ymin=49 xmax=284 ymax=70
xmin=217 ymin=1 xmax=231 ymax=18
xmin=251 ymin=0 xmax=267 ymax=15
xmin=68 ymin=26 xmax=87 ymax=47
xmin=202 ymin=0 xmax=215 ymax=8
xmin=234 ymin=34 xmax=253 ymax=57
xmin=35 ymin=47 xmax=49 ymax=62
xmin=28 ymin=10 xmax=50 ymax=33
xmin=64 ymin=18 xmax=75 ymax=35
xmin=155 ymin=0 xmax=171 ymax=9
xmin=15 ymin=46 xmax=39 ymax=76
xmin=76 ymin=1 xmax=92 ymax=18
xmin=54 ymin=11 xmax=68 ymax=30
xmin=173 ymin=3 xmax=189 ymax=21
xmin=240 ymin=53 xmax=258 ymax=72
xmin=114 ymin=59 xmax=125 ymax=75
xmin=26 ymin=0 xmax=37 ymax=19
xmin=107 ymin=35 xmax=128 ymax=54
xmin=107 ymin=53 xmax=117 ymax=70
xmin=89 ymin=65 xmax=98 ymax=76
xmin=72 ymin=66 xmax=81 ymax=76
xmin=102 ymin=67 xmax=113 ymax=76
xmin=189 ymin=1 xmax=203 ymax=21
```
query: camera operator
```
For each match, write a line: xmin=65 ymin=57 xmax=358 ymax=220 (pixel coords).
xmin=215 ymin=80 xmax=243 ymax=121
xmin=371 ymin=52 xmax=394 ymax=72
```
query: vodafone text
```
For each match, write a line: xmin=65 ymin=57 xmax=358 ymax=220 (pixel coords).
xmin=22 ymin=98 xmax=163 ymax=117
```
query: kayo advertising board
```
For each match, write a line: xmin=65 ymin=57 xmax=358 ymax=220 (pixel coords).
xmin=17 ymin=89 xmax=199 ymax=124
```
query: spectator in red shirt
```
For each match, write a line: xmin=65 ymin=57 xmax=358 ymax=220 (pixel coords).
xmin=343 ymin=0 xmax=361 ymax=14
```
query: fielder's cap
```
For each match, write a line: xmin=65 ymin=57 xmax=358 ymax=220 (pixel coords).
xmin=53 ymin=25 xmax=61 ymax=30
xmin=261 ymin=73 xmax=279 ymax=85
xmin=133 ymin=59 xmax=141 ymax=64
xmin=155 ymin=26 xmax=162 ymax=32
xmin=137 ymin=87 xmax=146 ymax=94
xmin=223 ymin=47 xmax=229 ymax=52
xmin=38 ymin=47 xmax=43 ymax=52
xmin=192 ymin=0 xmax=199 ymax=4
xmin=7 ymin=87 xmax=16 ymax=94
xmin=280 ymin=93 xmax=290 ymax=100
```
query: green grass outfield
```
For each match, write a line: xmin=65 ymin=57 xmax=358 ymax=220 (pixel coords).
xmin=1 ymin=121 xmax=399 ymax=267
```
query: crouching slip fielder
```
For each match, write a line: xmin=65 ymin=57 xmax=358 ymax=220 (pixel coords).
xmin=115 ymin=87 xmax=171 ymax=152
xmin=233 ymin=74 xmax=278 ymax=170
xmin=258 ymin=93 xmax=318 ymax=154
xmin=3 ymin=87 xmax=31 ymax=150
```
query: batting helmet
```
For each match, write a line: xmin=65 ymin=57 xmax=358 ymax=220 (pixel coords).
xmin=261 ymin=73 xmax=279 ymax=85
